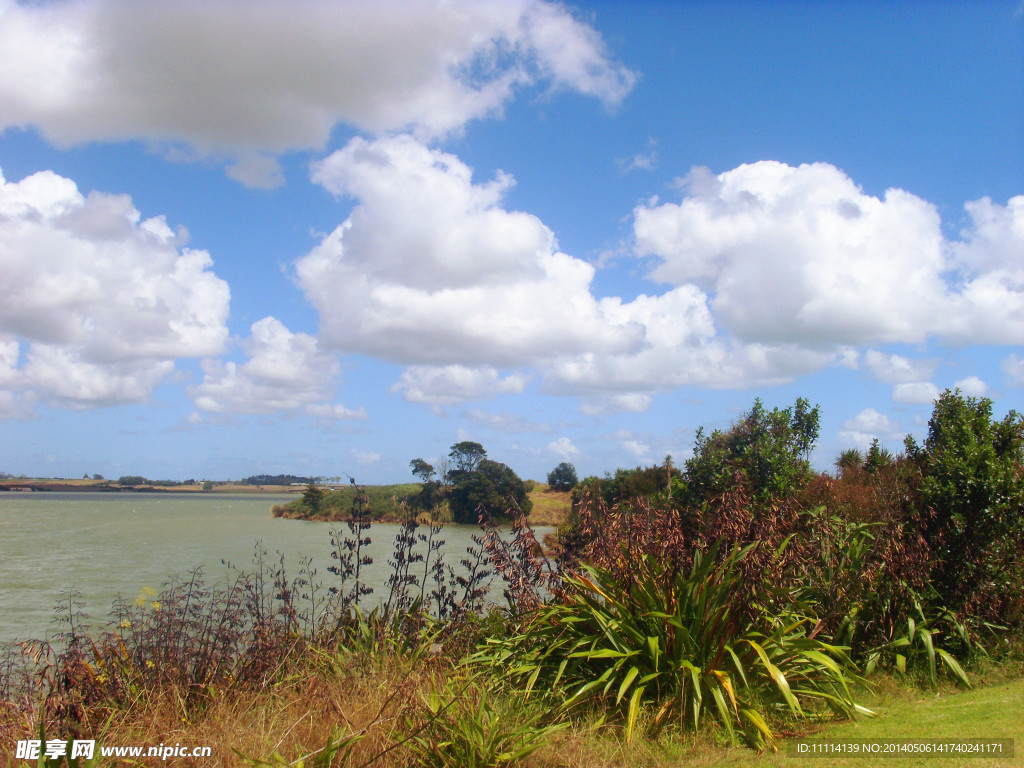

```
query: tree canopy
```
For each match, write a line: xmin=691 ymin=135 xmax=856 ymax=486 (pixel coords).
xmin=448 ymin=441 xmax=487 ymax=475
xmin=448 ymin=457 xmax=532 ymax=524
xmin=684 ymin=397 xmax=820 ymax=504
xmin=546 ymin=462 xmax=578 ymax=492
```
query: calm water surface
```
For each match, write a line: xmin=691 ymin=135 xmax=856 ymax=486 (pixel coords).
xmin=0 ymin=492 xmax=545 ymax=643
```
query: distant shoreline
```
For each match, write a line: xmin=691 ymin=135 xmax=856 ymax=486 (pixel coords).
xmin=0 ymin=479 xmax=305 ymax=494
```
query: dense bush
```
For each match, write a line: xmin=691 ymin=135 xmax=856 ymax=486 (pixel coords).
xmin=684 ymin=397 xmax=819 ymax=505
xmin=912 ymin=389 xmax=1024 ymax=625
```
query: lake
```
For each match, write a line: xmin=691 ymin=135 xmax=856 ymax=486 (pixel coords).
xmin=0 ymin=492 xmax=550 ymax=644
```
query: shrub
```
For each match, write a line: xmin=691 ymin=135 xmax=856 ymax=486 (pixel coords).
xmin=913 ymin=390 xmax=1024 ymax=625
xmin=684 ymin=397 xmax=820 ymax=506
xmin=408 ymin=676 xmax=564 ymax=767
xmin=482 ymin=541 xmax=868 ymax=749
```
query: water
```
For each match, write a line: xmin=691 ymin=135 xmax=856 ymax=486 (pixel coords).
xmin=0 ymin=492 xmax=547 ymax=644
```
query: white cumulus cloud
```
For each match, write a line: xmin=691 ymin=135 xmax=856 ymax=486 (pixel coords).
xmin=0 ymin=168 xmax=230 ymax=408
xmin=548 ymin=436 xmax=580 ymax=461
xmin=299 ymin=136 xmax=652 ymax=368
xmin=390 ymin=365 xmax=530 ymax=407
xmin=0 ymin=0 xmax=634 ymax=186
xmin=633 ymin=163 xmax=1024 ymax=347
xmin=192 ymin=317 xmax=360 ymax=417
xmin=299 ymin=139 xmax=849 ymax=408
xmin=954 ymin=375 xmax=988 ymax=397
xmin=863 ymin=350 xmax=938 ymax=384
xmin=892 ymin=381 xmax=940 ymax=405
xmin=838 ymin=408 xmax=903 ymax=449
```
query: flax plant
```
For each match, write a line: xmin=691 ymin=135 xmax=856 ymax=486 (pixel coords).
xmin=481 ymin=541 xmax=870 ymax=750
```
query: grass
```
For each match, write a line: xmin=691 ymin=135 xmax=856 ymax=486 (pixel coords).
xmin=271 ymin=483 xmax=571 ymax=526
xmin=273 ymin=484 xmax=423 ymax=521
xmin=523 ymin=486 xmax=571 ymax=527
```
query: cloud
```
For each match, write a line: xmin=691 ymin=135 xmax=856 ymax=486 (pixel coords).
xmin=621 ymin=438 xmax=651 ymax=462
xmin=953 ymin=375 xmax=988 ymax=397
xmin=299 ymin=147 xmax=1022 ymax=414
xmin=618 ymin=138 xmax=659 ymax=173
xmin=863 ymin=350 xmax=937 ymax=384
xmin=390 ymin=365 xmax=530 ymax=407
xmin=838 ymin=408 xmax=903 ymax=449
xmin=192 ymin=316 xmax=361 ymax=417
xmin=299 ymin=135 xmax=652 ymax=368
xmin=892 ymin=381 xmax=940 ymax=405
xmin=351 ymin=449 xmax=381 ymax=465
xmin=0 ymin=0 xmax=634 ymax=185
xmin=580 ymin=393 xmax=652 ymax=415
xmin=634 ymin=163 xmax=1024 ymax=347
xmin=548 ymin=436 xmax=580 ymax=461
xmin=463 ymin=408 xmax=551 ymax=433
xmin=0 ymin=168 xmax=229 ymax=408
xmin=1002 ymin=354 xmax=1024 ymax=387
xmin=301 ymin=136 xmax=814 ymax=409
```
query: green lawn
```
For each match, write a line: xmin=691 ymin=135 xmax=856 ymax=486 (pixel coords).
xmin=694 ymin=677 xmax=1023 ymax=768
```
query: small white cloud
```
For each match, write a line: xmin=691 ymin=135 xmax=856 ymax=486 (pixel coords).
xmin=351 ymin=449 xmax=381 ymax=465
xmin=463 ymin=409 xmax=551 ymax=433
xmin=1002 ymin=354 xmax=1024 ymax=387
xmin=863 ymin=350 xmax=937 ymax=384
xmin=192 ymin=317 xmax=344 ymax=415
xmin=618 ymin=138 xmax=659 ymax=173
xmin=548 ymin=436 xmax=580 ymax=461
xmin=621 ymin=439 xmax=651 ymax=462
xmin=305 ymin=403 xmax=367 ymax=421
xmin=838 ymin=408 xmax=903 ymax=449
xmin=892 ymin=381 xmax=940 ymax=405
xmin=391 ymin=364 xmax=530 ymax=407
xmin=580 ymin=393 xmax=652 ymax=415
xmin=954 ymin=375 xmax=988 ymax=397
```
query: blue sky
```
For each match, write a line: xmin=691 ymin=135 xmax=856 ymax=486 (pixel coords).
xmin=1 ymin=0 xmax=1021 ymax=484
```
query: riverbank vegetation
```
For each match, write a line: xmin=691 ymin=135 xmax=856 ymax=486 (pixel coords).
xmin=2 ymin=389 xmax=1021 ymax=766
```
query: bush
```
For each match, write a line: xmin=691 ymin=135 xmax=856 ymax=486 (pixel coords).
xmin=912 ymin=389 xmax=1024 ymax=625
xmin=685 ymin=397 xmax=820 ymax=506
xmin=482 ymin=541 xmax=868 ymax=749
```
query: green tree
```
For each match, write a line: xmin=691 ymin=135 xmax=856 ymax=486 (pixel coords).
xmin=449 ymin=458 xmax=532 ymax=524
xmin=684 ymin=397 xmax=821 ymax=505
xmin=409 ymin=458 xmax=435 ymax=483
xmin=302 ymin=482 xmax=325 ymax=516
xmin=915 ymin=389 xmax=1024 ymax=611
xmin=546 ymin=462 xmax=578 ymax=492
xmin=864 ymin=438 xmax=893 ymax=473
xmin=448 ymin=441 xmax=487 ymax=475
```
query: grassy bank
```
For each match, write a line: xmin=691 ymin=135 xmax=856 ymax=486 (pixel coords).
xmin=4 ymin=627 xmax=1019 ymax=768
xmin=271 ymin=483 xmax=572 ymax=526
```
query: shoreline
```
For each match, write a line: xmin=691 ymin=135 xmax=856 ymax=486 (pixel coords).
xmin=0 ymin=480 xmax=304 ymax=494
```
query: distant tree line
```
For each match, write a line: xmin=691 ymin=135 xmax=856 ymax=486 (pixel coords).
xmin=242 ymin=474 xmax=315 ymax=486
